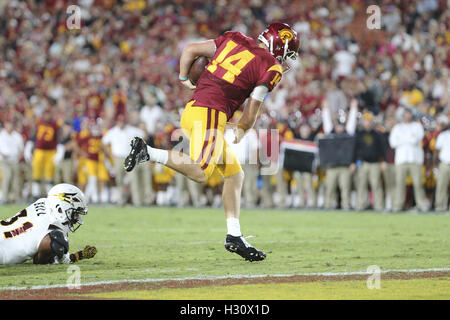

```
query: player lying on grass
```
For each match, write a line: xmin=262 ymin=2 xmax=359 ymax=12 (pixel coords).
xmin=0 ymin=183 xmax=97 ymax=265
xmin=124 ymin=23 xmax=300 ymax=262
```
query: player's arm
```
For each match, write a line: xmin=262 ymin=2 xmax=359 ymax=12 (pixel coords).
xmin=232 ymin=87 xmax=267 ymax=143
xmin=33 ymin=230 xmax=69 ymax=264
xmin=34 ymin=230 xmax=97 ymax=264
xmin=179 ymin=40 xmax=216 ymax=89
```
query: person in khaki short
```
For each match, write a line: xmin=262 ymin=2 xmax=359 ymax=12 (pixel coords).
xmin=0 ymin=119 xmax=24 ymax=204
xmin=434 ymin=115 xmax=450 ymax=212
xmin=389 ymin=108 xmax=428 ymax=212
xmin=353 ymin=112 xmax=385 ymax=211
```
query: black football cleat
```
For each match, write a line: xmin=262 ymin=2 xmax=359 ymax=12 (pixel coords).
xmin=124 ymin=137 xmax=149 ymax=172
xmin=224 ymin=234 xmax=266 ymax=262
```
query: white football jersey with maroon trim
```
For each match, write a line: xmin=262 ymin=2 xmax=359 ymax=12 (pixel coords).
xmin=0 ymin=198 xmax=55 ymax=264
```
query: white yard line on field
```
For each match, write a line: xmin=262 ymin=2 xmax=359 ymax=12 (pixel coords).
xmin=1 ymin=267 xmax=449 ymax=291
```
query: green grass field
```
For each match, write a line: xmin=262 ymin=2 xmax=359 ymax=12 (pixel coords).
xmin=82 ymin=278 xmax=450 ymax=300
xmin=0 ymin=205 xmax=449 ymax=299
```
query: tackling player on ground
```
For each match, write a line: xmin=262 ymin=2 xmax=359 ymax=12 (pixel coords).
xmin=0 ymin=183 xmax=97 ymax=264
xmin=124 ymin=23 xmax=300 ymax=261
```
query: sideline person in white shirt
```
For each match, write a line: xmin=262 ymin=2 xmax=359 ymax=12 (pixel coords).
xmin=140 ymin=104 xmax=163 ymax=136
xmin=434 ymin=116 xmax=450 ymax=212
xmin=389 ymin=108 xmax=428 ymax=211
xmin=0 ymin=119 xmax=24 ymax=203
xmin=102 ymin=115 xmax=145 ymax=206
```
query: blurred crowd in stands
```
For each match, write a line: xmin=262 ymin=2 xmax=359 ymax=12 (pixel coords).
xmin=0 ymin=0 xmax=448 ymax=211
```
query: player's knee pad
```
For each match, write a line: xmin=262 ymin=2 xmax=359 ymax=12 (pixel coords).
xmin=49 ymin=230 xmax=69 ymax=259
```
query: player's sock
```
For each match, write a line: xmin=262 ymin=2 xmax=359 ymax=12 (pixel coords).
xmin=226 ymin=217 xmax=242 ymax=237
xmin=100 ymin=187 xmax=109 ymax=203
xmin=31 ymin=181 xmax=41 ymax=198
xmin=86 ymin=176 xmax=99 ymax=203
xmin=147 ymin=146 xmax=168 ymax=165
xmin=45 ymin=181 xmax=53 ymax=194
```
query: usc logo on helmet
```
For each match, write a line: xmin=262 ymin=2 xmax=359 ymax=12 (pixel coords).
xmin=279 ymin=29 xmax=294 ymax=43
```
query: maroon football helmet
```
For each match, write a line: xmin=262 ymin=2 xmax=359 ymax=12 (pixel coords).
xmin=258 ymin=22 xmax=300 ymax=64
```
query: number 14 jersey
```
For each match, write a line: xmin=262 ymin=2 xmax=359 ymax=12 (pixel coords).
xmin=192 ymin=31 xmax=283 ymax=120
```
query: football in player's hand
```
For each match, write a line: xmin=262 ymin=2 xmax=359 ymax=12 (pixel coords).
xmin=189 ymin=56 xmax=209 ymax=85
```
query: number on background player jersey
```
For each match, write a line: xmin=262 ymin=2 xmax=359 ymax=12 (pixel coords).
xmin=37 ymin=125 xmax=55 ymax=142
xmin=88 ymin=138 xmax=101 ymax=154
xmin=207 ymin=40 xmax=255 ymax=84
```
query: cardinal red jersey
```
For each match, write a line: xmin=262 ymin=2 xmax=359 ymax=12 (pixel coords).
xmin=35 ymin=120 xmax=60 ymax=150
xmin=79 ymin=134 xmax=102 ymax=161
xmin=192 ymin=31 xmax=283 ymax=120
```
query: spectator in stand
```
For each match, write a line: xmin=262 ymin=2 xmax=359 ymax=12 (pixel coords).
xmin=434 ymin=115 xmax=450 ymax=212
xmin=353 ymin=112 xmax=385 ymax=211
xmin=389 ymin=108 xmax=428 ymax=212
xmin=0 ymin=118 xmax=24 ymax=203
xmin=332 ymin=44 xmax=356 ymax=80
xmin=322 ymin=98 xmax=358 ymax=210
xmin=324 ymin=80 xmax=347 ymax=115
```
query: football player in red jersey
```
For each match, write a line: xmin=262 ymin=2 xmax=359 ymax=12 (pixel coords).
xmin=26 ymin=110 xmax=63 ymax=199
xmin=76 ymin=120 xmax=105 ymax=204
xmin=124 ymin=23 xmax=300 ymax=261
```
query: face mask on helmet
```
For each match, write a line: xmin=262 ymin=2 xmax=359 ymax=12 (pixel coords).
xmin=258 ymin=23 xmax=300 ymax=68
xmin=47 ymin=184 xmax=88 ymax=232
